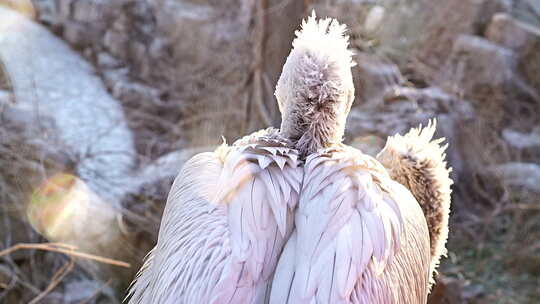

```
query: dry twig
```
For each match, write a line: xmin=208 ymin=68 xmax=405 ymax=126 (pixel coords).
xmin=28 ymin=258 xmax=75 ymax=304
xmin=0 ymin=243 xmax=130 ymax=268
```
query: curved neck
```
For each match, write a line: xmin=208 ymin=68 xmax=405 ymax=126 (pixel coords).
xmin=280 ymin=105 xmax=345 ymax=157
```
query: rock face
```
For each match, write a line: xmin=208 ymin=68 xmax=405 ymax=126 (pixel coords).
xmin=354 ymin=52 xmax=405 ymax=107
xmin=34 ymin=0 xmax=306 ymax=153
xmin=502 ymin=128 xmax=540 ymax=163
xmin=415 ymin=0 xmax=510 ymax=77
xmin=438 ymin=35 xmax=517 ymax=125
xmin=489 ymin=162 xmax=540 ymax=193
xmin=448 ymin=35 xmax=515 ymax=93
xmin=0 ymin=6 xmax=137 ymax=292
xmin=486 ymin=13 xmax=540 ymax=50
xmin=486 ymin=13 xmax=540 ymax=97
xmin=0 ymin=6 xmax=135 ymax=203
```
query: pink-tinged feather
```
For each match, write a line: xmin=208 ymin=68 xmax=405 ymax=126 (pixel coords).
xmin=127 ymin=129 xmax=301 ymax=304
xmin=270 ymin=145 xmax=429 ymax=304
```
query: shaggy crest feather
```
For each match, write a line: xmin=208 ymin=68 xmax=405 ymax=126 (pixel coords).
xmin=292 ymin=11 xmax=355 ymax=69
xmin=276 ymin=12 xmax=355 ymax=157
xmin=377 ymin=119 xmax=453 ymax=286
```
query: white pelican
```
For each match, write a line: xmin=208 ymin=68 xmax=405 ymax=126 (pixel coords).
xmin=269 ymin=13 xmax=452 ymax=304
xmin=128 ymin=12 xmax=452 ymax=304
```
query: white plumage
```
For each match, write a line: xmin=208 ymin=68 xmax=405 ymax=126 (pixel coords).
xmin=128 ymin=12 xmax=452 ymax=304
xmin=127 ymin=130 xmax=302 ymax=303
xmin=269 ymin=146 xmax=431 ymax=304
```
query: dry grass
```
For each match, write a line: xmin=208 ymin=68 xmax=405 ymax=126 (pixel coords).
xmin=27 ymin=257 xmax=75 ymax=304
xmin=0 ymin=242 xmax=130 ymax=303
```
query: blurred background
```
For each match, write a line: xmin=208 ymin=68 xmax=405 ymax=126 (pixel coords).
xmin=0 ymin=0 xmax=539 ymax=303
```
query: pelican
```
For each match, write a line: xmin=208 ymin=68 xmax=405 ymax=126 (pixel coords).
xmin=269 ymin=13 xmax=452 ymax=304
xmin=127 ymin=12 xmax=452 ymax=304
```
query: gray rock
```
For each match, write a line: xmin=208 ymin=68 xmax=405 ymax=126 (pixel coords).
xmin=62 ymin=21 xmax=101 ymax=48
xmin=57 ymin=0 xmax=74 ymax=18
xmin=502 ymin=129 xmax=540 ymax=149
xmin=440 ymin=33 xmax=540 ymax=127
xmin=0 ymin=7 xmax=135 ymax=203
xmin=0 ymin=8 xmax=139 ymax=285
xmin=71 ymin=0 xmax=107 ymax=23
xmin=415 ymin=0 xmax=510 ymax=77
xmin=518 ymin=30 xmax=539 ymax=96
xmin=134 ymin=147 xmax=212 ymax=184
xmin=103 ymin=29 xmax=129 ymax=59
xmin=97 ymin=52 xmax=121 ymax=69
xmin=486 ymin=13 xmax=540 ymax=51
xmin=110 ymin=75 xmax=160 ymax=106
xmin=486 ymin=13 xmax=540 ymax=95
xmin=347 ymin=86 xmax=473 ymax=136
xmin=511 ymin=0 xmax=540 ymax=29
xmin=489 ymin=162 xmax=540 ymax=193
xmin=63 ymin=280 xmax=117 ymax=303
xmin=354 ymin=52 xmax=404 ymax=107
xmin=0 ymin=89 xmax=12 ymax=106
xmin=447 ymin=35 xmax=515 ymax=93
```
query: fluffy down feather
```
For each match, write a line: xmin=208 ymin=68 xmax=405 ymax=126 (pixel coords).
xmin=275 ymin=12 xmax=356 ymax=157
xmin=377 ymin=119 xmax=453 ymax=285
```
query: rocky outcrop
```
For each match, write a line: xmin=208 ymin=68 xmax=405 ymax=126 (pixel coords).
xmin=415 ymin=0 xmax=510 ymax=78
xmin=354 ymin=52 xmax=405 ymax=107
xmin=0 ymin=6 xmax=135 ymax=203
xmin=34 ymin=0 xmax=307 ymax=153
xmin=486 ymin=13 xmax=540 ymax=50
xmin=489 ymin=162 xmax=540 ymax=193
xmin=502 ymin=128 xmax=540 ymax=149
xmin=486 ymin=13 xmax=540 ymax=98
xmin=0 ymin=6 xmax=137 ymax=292
xmin=437 ymin=35 xmax=518 ymax=125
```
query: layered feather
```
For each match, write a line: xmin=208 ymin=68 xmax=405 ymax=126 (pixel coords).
xmin=126 ymin=128 xmax=302 ymax=304
xmin=377 ymin=119 xmax=453 ymax=285
xmin=270 ymin=146 xmax=430 ymax=303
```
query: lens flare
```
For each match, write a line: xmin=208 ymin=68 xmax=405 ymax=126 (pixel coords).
xmin=27 ymin=173 xmax=120 ymax=250
xmin=0 ymin=0 xmax=36 ymax=19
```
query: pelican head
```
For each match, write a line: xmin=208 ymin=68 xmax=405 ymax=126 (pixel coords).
xmin=276 ymin=12 xmax=355 ymax=156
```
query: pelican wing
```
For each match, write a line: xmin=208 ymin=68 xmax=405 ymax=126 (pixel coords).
xmin=377 ymin=120 xmax=453 ymax=285
xmin=270 ymin=146 xmax=429 ymax=304
xmin=127 ymin=130 xmax=302 ymax=304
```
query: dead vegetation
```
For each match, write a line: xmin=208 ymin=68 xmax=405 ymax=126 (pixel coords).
xmin=0 ymin=243 xmax=130 ymax=303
